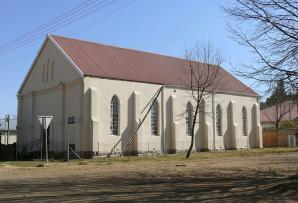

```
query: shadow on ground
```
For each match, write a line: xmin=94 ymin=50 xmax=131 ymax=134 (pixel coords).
xmin=0 ymin=170 xmax=297 ymax=202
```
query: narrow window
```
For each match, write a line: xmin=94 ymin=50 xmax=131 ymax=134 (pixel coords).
xmin=151 ymin=100 xmax=159 ymax=135
xmin=42 ymin=64 xmax=45 ymax=83
xmin=242 ymin=106 xmax=247 ymax=136
xmin=51 ymin=61 xmax=54 ymax=80
xmin=216 ymin=104 xmax=222 ymax=136
xmin=46 ymin=59 xmax=50 ymax=81
xmin=110 ymin=96 xmax=119 ymax=135
xmin=186 ymin=102 xmax=193 ymax=135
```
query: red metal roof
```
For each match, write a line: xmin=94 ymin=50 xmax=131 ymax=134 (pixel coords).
xmin=51 ymin=35 xmax=257 ymax=96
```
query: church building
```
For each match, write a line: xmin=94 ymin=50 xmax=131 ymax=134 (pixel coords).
xmin=17 ymin=35 xmax=263 ymax=158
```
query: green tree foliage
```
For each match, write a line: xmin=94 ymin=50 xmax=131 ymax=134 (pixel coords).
xmin=266 ymin=80 xmax=288 ymax=106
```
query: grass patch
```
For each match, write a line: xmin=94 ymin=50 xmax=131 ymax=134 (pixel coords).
xmin=0 ymin=147 xmax=297 ymax=167
xmin=89 ymin=147 xmax=298 ymax=164
xmin=77 ymin=160 xmax=89 ymax=165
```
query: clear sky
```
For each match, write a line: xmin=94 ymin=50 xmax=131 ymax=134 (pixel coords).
xmin=0 ymin=0 xmax=259 ymax=117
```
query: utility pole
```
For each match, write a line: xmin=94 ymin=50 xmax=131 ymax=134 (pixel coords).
xmin=6 ymin=114 xmax=10 ymax=145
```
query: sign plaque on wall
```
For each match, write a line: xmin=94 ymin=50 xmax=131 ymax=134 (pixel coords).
xmin=68 ymin=116 xmax=75 ymax=124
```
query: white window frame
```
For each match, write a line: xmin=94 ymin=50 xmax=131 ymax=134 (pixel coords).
xmin=186 ymin=102 xmax=193 ymax=136
xmin=216 ymin=104 xmax=222 ymax=136
xmin=242 ymin=106 xmax=247 ymax=136
xmin=151 ymin=100 xmax=159 ymax=136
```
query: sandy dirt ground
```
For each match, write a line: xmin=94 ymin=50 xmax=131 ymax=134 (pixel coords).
xmin=0 ymin=152 xmax=298 ymax=202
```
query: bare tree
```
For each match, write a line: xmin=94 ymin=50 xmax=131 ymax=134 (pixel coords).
xmin=224 ymin=0 xmax=298 ymax=92
xmin=263 ymin=99 xmax=293 ymax=146
xmin=263 ymin=101 xmax=289 ymax=130
xmin=181 ymin=42 xmax=223 ymax=159
xmin=262 ymin=79 xmax=295 ymax=145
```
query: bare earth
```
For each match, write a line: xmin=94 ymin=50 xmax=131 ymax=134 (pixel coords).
xmin=0 ymin=152 xmax=298 ymax=202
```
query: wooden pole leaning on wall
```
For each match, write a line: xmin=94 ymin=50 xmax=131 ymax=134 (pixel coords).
xmin=106 ymin=86 xmax=164 ymax=158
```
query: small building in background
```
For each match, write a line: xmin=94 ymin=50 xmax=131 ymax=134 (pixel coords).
xmin=261 ymin=100 xmax=298 ymax=129
xmin=0 ymin=117 xmax=17 ymax=161
xmin=261 ymin=100 xmax=298 ymax=147
xmin=0 ymin=117 xmax=17 ymax=145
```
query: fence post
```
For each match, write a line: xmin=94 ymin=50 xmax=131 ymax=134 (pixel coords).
xmin=6 ymin=114 xmax=10 ymax=146
xmin=40 ymin=135 xmax=43 ymax=161
xmin=52 ymin=129 xmax=55 ymax=160
xmin=15 ymin=136 xmax=17 ymax=161
xmin=67 ymin=139 xmax=69 ymax=161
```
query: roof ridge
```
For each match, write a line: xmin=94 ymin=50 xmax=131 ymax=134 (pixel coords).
xmin=50 ymin=34 xmax=189 ymax=62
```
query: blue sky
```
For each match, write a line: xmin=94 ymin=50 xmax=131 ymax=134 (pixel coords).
xmin=0 ymin=0 xmax=259 ymax=117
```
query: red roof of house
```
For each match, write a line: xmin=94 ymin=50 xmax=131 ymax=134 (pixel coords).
xmin=261 ymin=100 xmax=298 ymax=123
xmin=51 ymin=35 xmax=257 ymax=96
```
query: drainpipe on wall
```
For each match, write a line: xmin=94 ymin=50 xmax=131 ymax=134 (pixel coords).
xmin=161 ymin=85 xmax=165 ymax=154
xmin=212 ymin=91 xmax=216 ymax=151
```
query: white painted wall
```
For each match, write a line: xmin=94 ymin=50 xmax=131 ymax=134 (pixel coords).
xmin=20 ymin=38 xmax=80 ymax=95
xmin=84 ymin=77 xmax=164 ymax=155
xmin=17 ymin=38 xmax=83 ymax=157
xmin=0 ymin=134 xmax=16 ymax=145
xmin=84 ymin=77 xmax=262 ymax=155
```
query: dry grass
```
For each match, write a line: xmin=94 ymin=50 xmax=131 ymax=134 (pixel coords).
xmin=1 ymin=147 xmax=297 ymax=167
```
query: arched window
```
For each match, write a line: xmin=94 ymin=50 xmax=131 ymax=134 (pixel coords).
xmin=186 ymin=102 xmax=193 ymax=135
xmin=151 ymin=100 xmax=159 ymax=135
xmin=216 ymin=104 xmax=222 ymax=136
xmin=242 ymin=106 xmax=247 ymax=136
xmin=110 ymin=96 xmax=119 ymax=135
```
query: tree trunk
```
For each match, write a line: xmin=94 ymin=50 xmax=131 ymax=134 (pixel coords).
xmin=186 ymin=131 xmax=195 ymax=158
xmin=276 ymin=128 xmax=279 ymax=147
xmin=186 ymin=102 xmax=200 ymax=158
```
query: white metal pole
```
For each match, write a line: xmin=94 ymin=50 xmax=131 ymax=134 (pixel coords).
xmin=45 ymin=121 xmax=48 ymax=164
